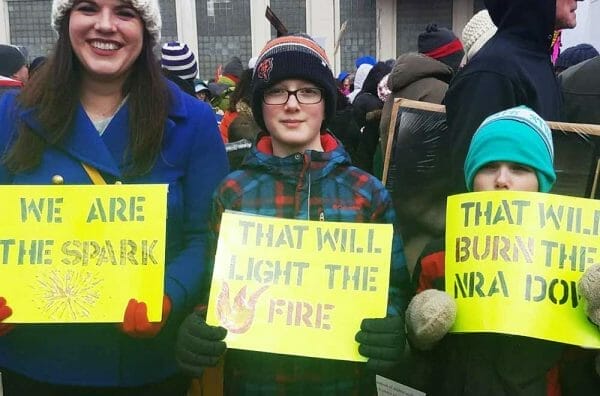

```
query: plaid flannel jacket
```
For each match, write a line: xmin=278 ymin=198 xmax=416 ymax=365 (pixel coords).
xmin=206 ymin=132 xmax=411 ymax=395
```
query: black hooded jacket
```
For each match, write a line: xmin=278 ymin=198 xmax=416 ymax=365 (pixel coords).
xmin=444 ymin=0 xmax=561 ymax=192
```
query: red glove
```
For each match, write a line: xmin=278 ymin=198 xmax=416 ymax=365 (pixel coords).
xmin=120 ymin=296 xmax=171 ymax=338
xmin=0 ymin=297 xmax=14 ymax=336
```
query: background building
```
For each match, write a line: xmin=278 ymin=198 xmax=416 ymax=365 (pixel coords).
xmin=4 ymin=0 xmax=593 ymax=80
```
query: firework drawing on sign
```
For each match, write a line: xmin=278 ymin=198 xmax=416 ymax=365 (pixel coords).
xmin=34 ymin=270 xmax=103 ymax=321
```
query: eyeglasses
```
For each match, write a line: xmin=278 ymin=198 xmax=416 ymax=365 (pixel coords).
xmin=263 ymin=87 xmax=324 ymax=105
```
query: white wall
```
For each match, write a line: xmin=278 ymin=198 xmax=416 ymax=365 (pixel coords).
xmin=176 ymin=0 xmax=199 ymax=62
xmin=0 ymin=0 xmax=10 ymax=44
xmin=306 ymin=0 xmax=336 ymax=71
xmin=561 ymin=1 xmax=600 ymax=51
xmin=376 ymin=0 xmax=396 ymax=62
xmin=452 ymin=0 xmax=474 ymax=38
xmin=251 ymin=0 xmax=271 ymax=56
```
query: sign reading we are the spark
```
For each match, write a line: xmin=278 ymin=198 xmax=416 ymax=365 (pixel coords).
xmin=446 ymin=191 xmax=600 ymax=347
xmin=206 ymin=211 xmax=393 ymax=361
xmin=0 ymin=185 xmax=167 ymax=323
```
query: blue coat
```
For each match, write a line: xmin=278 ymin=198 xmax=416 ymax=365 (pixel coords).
xmin=0 ymin=81 xmax=229 ymax=386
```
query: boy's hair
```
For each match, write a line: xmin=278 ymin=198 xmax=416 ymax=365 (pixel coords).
xmin=251 ymin=34 xmax=337 ymax=132
xmin=464 ymin=105 xmax=556 ymax=192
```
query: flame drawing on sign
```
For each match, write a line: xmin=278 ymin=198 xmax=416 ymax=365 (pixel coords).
xmin=35 ymin=270 xmax=103 ymax=321
xmin=216 ymin=281 xmax=269 ymax=334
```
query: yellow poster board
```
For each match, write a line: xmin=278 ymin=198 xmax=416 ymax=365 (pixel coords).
xmin=206 ymin=211 xmax=393 ymax=361
xmin=0 ymin=185 xmax=167 ymax=323
xmin=446 ymin=191 xmax=600 ymax=348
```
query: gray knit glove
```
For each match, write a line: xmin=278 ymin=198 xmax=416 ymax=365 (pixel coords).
xmin=405 ymin=289 xmax=456 ymax=351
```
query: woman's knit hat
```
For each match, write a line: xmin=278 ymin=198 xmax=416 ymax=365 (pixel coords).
xmin=51 ymin=0 xmax=162 ymax=44
xmin=251 ymin=34 xmax=337 ymax=132
xmin=418 ymin=24 xmax=464 ymax=72
xmin=461 ymin=10 xmax=497 ymax=65
xmin=161 ymin=41 xmax=198 ymax=82
xmin=464 ymin=106 xmax=556 ymax=193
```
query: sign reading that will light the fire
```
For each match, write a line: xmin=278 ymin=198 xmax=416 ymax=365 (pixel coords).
xmin=206 ymin=211 xmax=393 ymax=362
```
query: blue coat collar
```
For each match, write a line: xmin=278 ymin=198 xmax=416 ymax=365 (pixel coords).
xmin=18 ymin=79 xmax=187 ymax=178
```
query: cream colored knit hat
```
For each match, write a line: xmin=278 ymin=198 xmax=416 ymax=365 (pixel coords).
xmin=51 ymin=0 xmax=162 ymax=44
xmin=461 ymin=10 xmax=496 ymax=65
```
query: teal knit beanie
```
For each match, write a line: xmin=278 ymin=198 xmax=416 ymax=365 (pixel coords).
xmin=464 ymin=106 xmax=556 ymax=193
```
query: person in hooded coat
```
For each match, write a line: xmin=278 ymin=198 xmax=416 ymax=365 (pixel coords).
xmin=443 ymin=0 xmax=582 ymax=193
xmin=352 ymin=61 xmax=391 ymax=174
xmin=347 ymin=63 xmax=372 ymax=104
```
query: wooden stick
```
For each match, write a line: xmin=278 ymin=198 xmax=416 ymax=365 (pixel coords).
xmin=381 ymin=98 xmax=404 ymax=186
xmin=590 ymin=159 xmax=600 ymax=199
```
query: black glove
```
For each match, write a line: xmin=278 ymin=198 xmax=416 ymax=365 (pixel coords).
xmin=176 ymin=310 xmax=227 ymax=378
xmin=355 ymin=315 xmax=406 ymax=373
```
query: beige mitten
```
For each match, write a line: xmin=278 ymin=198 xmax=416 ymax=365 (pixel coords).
xmin=579 ymin=263 xmax=600 ymax=327
xmin=405 ymin=289 xmax=457 ymax=351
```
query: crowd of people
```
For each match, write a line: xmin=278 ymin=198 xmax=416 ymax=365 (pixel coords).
xmin=0 ymin=0 xmax=599 ymax=394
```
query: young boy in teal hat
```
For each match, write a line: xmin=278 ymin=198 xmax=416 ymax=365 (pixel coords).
xmin=406 ymin=105 xmax=600 ymax=395
xmin=405 ymin=106 xmax=567 ymax=395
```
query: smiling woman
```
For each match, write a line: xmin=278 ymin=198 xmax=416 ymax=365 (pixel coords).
xmin=0 ymin=0 xmax=229 ymax=394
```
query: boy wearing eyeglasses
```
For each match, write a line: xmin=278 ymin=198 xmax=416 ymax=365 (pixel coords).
xmin=175 ymin=34 xmax=412 ymax=394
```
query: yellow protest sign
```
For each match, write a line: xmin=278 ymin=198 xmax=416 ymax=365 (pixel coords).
xmin=206 ymin=211 xmax=393 ymax=361
xmin=446 ymin=191 xmax=600 ymax=347
xmin=0 ymin=185 xmax=167 ymax=323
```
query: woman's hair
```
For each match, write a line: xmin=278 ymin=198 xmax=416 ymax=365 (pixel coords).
xmin=3 ymin=13 xmax=170 ymax=177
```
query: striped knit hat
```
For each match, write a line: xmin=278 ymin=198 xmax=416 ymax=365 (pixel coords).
xmin=51 ymin=0 xmax=161 ymax=44
xmin=161 ymin=41 xmax=198 ymax=83
xmin=251 ymin=33 xmax=337 ymax=132
xmin=464 ymin=106 xmax=556 ymax=193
